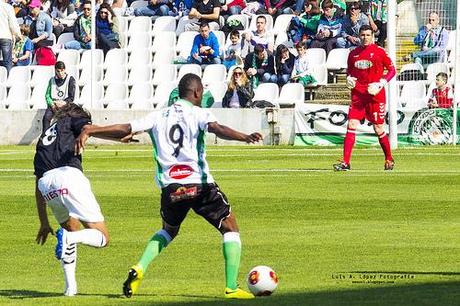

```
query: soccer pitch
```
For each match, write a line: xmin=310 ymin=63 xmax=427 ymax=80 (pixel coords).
xmin=0 ymin=145 xmax=459 ymax=305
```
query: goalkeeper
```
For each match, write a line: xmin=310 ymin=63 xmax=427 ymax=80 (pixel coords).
xmin=334 ymin=25 xmax=396 ymax=171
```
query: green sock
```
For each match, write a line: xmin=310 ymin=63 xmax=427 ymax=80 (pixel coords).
xmin=137 ymin=230 xmax=170 ymax=273
xmin=223 ymin=234 xmax=241 ymax=290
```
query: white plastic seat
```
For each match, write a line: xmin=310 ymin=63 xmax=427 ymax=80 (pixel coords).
xmin=103 ymin=65 xmax=128 ymax=86
xmin=446 ymin=30 xmax=456 ymax=51
xmin=6 ymin=66 xmax=30 ymax=87
xmin=66 ymin=65 xmax=79 ymax=83
xmin=57 ymin=49 xmax=80 ymax=66
xmin=79 ymin=83 xmax=104 ymax=108
xmin=56 ymin=32 xmax=75 ymax=47
xmin=249 ymin=14 xmax=274 ymax=32
xmin=128 ymin=64 xmax=152 ymax=85
xmin=272 ymin=14 xmax=294 ymax=36
xmin=130 ymin=0 xmax=149 ymax=9
xmin=277 ymin=83 xmax=304 ymax=107
xmin=400 ymin=62 xmax=424 ymax=73
xmin=103 ymin=48 xmax=128 ymax=68
xmin=212 ymin=30 xmax=226 ymax=56
xmin=152 ymin=31 xmax=176 ymax=53
xmin=226 ymin=14 xmax=249 ymax=30
xmin=177 ymin=31 xmax=199 ymax=59
xmin=79 ymin=49 xmax=104 ymax=70
xmin=202 ymin=64 xmax=226 ymax=85
xmin=106 ymin=99 xmax=129 ymax=110
xmin=206 ymin=82 xmax=227 ymax=104
xmin=399 ymin=81 xmax=426 ymax=99
xmin=152 ymin=82 xmax=176 ymax=108
xmin=5 ymin=84 xmax=31 ymax=108
xmin=128 ymin=83 xmax=154 ymax=109
xmin=274 ymin=32 xmax=290 ymax=48
xmin=177 ymin=64 xmax=202 ymax=81
xmin=0 ymin=66 xmax=7 ymax=84
xmin=426 ymin=63 xmax=449 ymax=83
xmin=152 ymin=16 xmax=176 ymax=36
xmin=152 ymin=64 xmax=176 ymax=86
xmin=126 ymin=32 xmax=152 ymax=52
xmin=103 ymin=83 xmax=128 ymax=104
xmin=0 ymin=84 xmax=6 ymax=108
xmin=306 ymin=48 xmax=326 ymax=66
xmin=8 ymin=99 xmax=30 ymax=110
xmin=128 ymin=16 xmax=152 ymax=37
xmin=80 ymin=65 xmax=103 ymax=86
xmin=30 ymin=82 xmax=48 ymax=109
xmin=152 ymin=49 xmax=175 ymax=69
xmin=30 ymin=66 xmax=54 ymax=87
xmin=253 ymin=83 xmax=279 ymax=105
xmin=326 ymin=48 xmax=350 ymax=70
xmin=310 ymin=65 xmax=328 ymax=86
xmin=128 ymin=48 xmax=152 ymax=68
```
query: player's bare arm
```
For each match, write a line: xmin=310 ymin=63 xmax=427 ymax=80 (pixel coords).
xmin=75 ymin=124 xmax=133 ymax=154
xmin=35 ymin=178 xmax=54 ymax=245
xmin=208 ymin=122 xmax=262 ymax=143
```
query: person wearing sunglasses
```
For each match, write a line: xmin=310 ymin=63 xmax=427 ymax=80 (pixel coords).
xmin=222 ymin=67 xmax=254 ymax=108
xmin=64 ymin=0 xmax=92 ymax=50
xmin=337 ymin=1 xmax=369 ymax=49
xmin=402 ymin=11 xmax=448 ymax=66
xmin=96 ymin=3 xmax=122 ymax=55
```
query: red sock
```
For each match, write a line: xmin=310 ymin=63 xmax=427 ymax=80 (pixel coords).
xmin=343 ymin=128 xmax=356 ymax=164
xmin=378 ymin=132 xmax=393 ymax=161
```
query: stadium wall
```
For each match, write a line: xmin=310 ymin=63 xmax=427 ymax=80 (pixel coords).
xmin=0 ymin=109 xmax=295 ymax=145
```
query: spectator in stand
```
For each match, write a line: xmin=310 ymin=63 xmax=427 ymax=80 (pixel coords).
xmin=222 ymin=66 xmax=254 ymax=108
xmin=265 ymin=0 xmax=297 ymax=18
xmin=288 ymin=0 xmax=321 ymax=47
xmin=133 ymin=0 xmax=170 ymax=17
xmin=0 ymin=0 xmax=21 ymax=74
xmin=244 ymin=44 xmax=276 ymax=87
xmin=366 ymin=0 xmax=387 ymax=47
xmin=50 ymin=0 xmax=78 ymax=39
xmin=243 ymin=15 xmax=274 ymax=53
xmin=274 ymin=44 xmax=295 ymax=86
xmin=176 ymin=0 xmax=221 ymax=34
xmin=43 ymin=61 xmax=76 ymax=131
xmin=223 ymin=30 xmax=243 ymax=69
xmin=427 ymin=72 xmax=453 ymax=109
xmin=221 ymin=0 xmax=246 ymax=17
xmin=169 ymin=0 xmax=192 ymax=19
xmin=403 ymin=11 xmax=448 ymax=66
xmin=291 ymin=41 xmax=317 ymax=86
xmin=190 ymin=22 xmax=221 ymax=65
xmin=96 ymin=3 xmax=122 ymax=55
xmin=64 ymin=0 xmax=91 ymax=50
xmin=336 ymin=1 xmax=369 ymax=49
xmin=12 ymin=24 xmax=33 ymax=66
xmin=310 ymin=0 xmax=343 ymax=55
xmin=29 ymin=3 xmax=54 ymax=48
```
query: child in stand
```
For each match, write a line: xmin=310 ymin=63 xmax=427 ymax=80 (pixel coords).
xmin=223 ymin=30 xmax=243 ymax=70
xmin=427 ymin=72 xmax=454 ymax=109
xmin=12 ymin=24 xmax=34 ymax=66
xmin=290 ymin=41 xmax=317 ymax=86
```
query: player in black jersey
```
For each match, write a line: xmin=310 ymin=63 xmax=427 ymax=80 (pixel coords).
xmin=34 ymin=103 xmax=109 ymax=296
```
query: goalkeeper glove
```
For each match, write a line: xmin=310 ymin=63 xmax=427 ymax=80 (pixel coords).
xmin=367 ymin=79 xmax=387 ymax=96
xmin=346 ymin=76 xmax=357 ymax=89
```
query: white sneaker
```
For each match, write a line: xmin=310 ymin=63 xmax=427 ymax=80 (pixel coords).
xmin=64 ymin=287 xmax=77 ymax=296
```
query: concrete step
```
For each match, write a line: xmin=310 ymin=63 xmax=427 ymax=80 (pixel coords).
xmin=303 ymin=98 xmax=350 ymax=105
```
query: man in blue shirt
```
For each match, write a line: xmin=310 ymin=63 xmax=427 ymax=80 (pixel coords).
xmin=190 ymin=22 xmax=221 ymax=65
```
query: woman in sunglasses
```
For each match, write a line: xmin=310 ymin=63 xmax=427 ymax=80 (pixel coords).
xmin=222 ymin=67 xmax=254 ymax=108
xmin=96 ymin=3 xmax=122 ymax=55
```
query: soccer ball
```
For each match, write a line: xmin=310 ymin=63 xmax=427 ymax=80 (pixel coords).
xmin=247 ymin=266 xmax=278 ymax=296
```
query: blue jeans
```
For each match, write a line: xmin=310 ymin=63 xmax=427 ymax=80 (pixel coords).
xmin=65 ymin=40 xmax=91 ymax=50
xmin=412 ymin=49 xmax=443 ymax=66
xmin=277 ymin=74 xmax=290 ymax=86
xmin=262 ymin=73 xmax=277 ymax=83
xmin=190 ymin=56 xmax=221 ymax=65
xmin=0 ymin=39 xmax=13 ymax=74
xmin=294 ymin=0 xmax=304 ymax=14
xmin=336 ymin=37 xmax=360 ymax=49
xmin=134 ymin=4 xmax=170 ymax=17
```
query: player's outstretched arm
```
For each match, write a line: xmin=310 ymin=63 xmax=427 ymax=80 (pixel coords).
xmin=75 ymin=124 xmax=133 ymax=155
xmin=208 ymin=122 xmax=263 ymax=143
xmin=35 ymin=178 xmax=54 ymax=245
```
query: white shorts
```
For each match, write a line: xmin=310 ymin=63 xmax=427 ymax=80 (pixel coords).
xmin=38 ymin=166 xmax=104 ymax=224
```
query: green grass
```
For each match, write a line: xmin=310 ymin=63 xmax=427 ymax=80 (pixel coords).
xmin=0 ymin=145 xmax=459 ymax=306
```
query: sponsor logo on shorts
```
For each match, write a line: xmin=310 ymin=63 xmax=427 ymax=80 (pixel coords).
xmin=354 ymin=60 xmax=373 ymax=69
xmin=170 ymin=186 xmax=198 ymax=203
xmin=43 ymin=188 xmax=69 ymax=202
xmin=169 ymin=165 xmax=194 ymax=179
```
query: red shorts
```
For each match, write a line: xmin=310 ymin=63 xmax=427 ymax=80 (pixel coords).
xmin=348 ymin=91 xmax=386 ymax=124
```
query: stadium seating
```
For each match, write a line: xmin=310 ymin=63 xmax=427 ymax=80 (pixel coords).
xmin=0 ymin=66 xmax=7 ymax=84
xmin=249 ymin=14 xmax=274 ymax=32
xmin=103 ymin=65 xmax=128 ymax=86
xmin=152 ymin=64 xmax=176 ymax=86
xmin=326 ymin=48 xmax=350 ymax=71
xmin=103 ymin=48 xmax=128 ymax=68
xmin=56 ymin=32 xmax=74 ymax=48
xmin=0 ymin=85 xmax=6 ymax=108
xmin=253 ymin=83 xmax=279 ymax=106
xmin=126 ymin=32 xmax=152 ymax=52
xmin=127 ymin=16 xmax=152 ymax=37
xmin=398 ymin=81 xmax=427 ymax=110
xmin=128 ymin=83 xmax=154 ymax=109
xmin=177 ymin=64 xmax=202 ymax=80
xmin=31 ymin=83 xmax=48 ymax=109
xmin=152 ymin=48 xmax=175 ymax=69
xmin=446 ymin=30 xmax=456 ymax=51
xmin=202 ymin=64 xmax=226 ymax=85
xmin=130 ymin=0 xmax=149 ymax=10
xmin=152 ymin=82 xmax=176 ymax=108
xmin=152 ymin=16 xmax=176 ymax=36
xmin=206 ymin=82 xmax=227 ymax=105
xmin=310 ymin=65 xmax=328 ymax=86
xmin=425 ymin=63 xmax=449 ymax=83
xmin=106 ymin=99 xmax=130 ymax=110
xmin=6 ymin=66 xmax=30 ymax=87
xmin=128 ymin=48 xmax=152 ymax=68
xmin=127 ymin=64 xmax=152 ymax=85
xmin=80 ymin=83 xmax=104 ymax=107
xmin=57 ymin=49 xmax=80 ymax=66
xmin=272 ymin=14 xmax=294 ymax=36
xmin=5 ymin=84 xmax=31 ymax=108
xmin=306 ymin=48 xmax=327 ymax=66
xmin=152 ymin=31 xmax=176 ymax=54
xmin=277 ymin=83 xmax=305 ymax=107
xmin=177 ymin=31 xmax=199 ymax=59
xmin=30 ymin=66 xmax=54 ymax=87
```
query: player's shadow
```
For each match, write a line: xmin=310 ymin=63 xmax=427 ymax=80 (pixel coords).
xmin=0 ymin=289 xmax=62 ymax=299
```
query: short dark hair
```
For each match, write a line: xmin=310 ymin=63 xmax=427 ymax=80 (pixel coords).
xmin=54 ymin=103 xmax=91 ymax=121
xmin=178 ymin=73 xmax=202 ymax=99
xmin=321 ymin=0 xmax=333 ymax=10
xmin=256 ymin=15 xmax=266 ymax=23
xmin=200 ymin=22 xmax=209 ymax=29
xmin=55 ymin=61 xmax=66 ymax=70
xmin=254 ymin=44 xmax=265 ymax=55
xmin=229 ymin=30 xmax=240 ymax=38
xmin=295 ymin=40 xmax=307 ymax=49
xmin=359 ymin=24 xmax=374 ymax=34
xmin=436 ymin=72 xmax=448 ymax=82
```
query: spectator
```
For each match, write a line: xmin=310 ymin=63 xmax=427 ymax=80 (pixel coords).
xmin=0 ymin=0 xmax=22 ymax=74
xmin=310 ymin=0 xmax=343 ymax=55
xmin=190 ymin=22 xmax=221 ymax=65
xmin=265 ymin=0 xmax=297 ymax=18
xmin=64 ymin=0 xmax=91 ymax=50
xmin=221 ymin=0 xmax=246 ymax=17
xmin=403 ymin=11 xmax=448 ymax=66
xmin=29 ymin=3 xmax=54 ymax=48
xmin=96 ymin=3 xmax=122 ymax=55
xmin=133 ymin=0 xmax=170 ymax=17
xmin=366 ymin=0 xmax=387 ymax=47
xmin=223 ymin=30 xmax=243 ymax=69
xmin=50 ymin=0 xmax=78 ymax=39
xmin=427 ymin=72 xmax=453 ymax=109
xmin=287 ymin=0 xmax=321 ymax=46
xmin=336 ymin=1 xmax=369 ymax=49
xmin=12 ymin=24 xmax=33 ymax=66
xmin=222 ymin=66 xmax=254 ymax=108
xmin=244 ymin=44 xmax=276 ymax=87
xmin=243 ymin=15 xmax=274 ymax=53
xmin=274 ymin=44 xmax=295 ymax=86
xmin=170 ymin=0 xmax=192 ymax=19
xmin=176 ymin=0 xmax=221 ymax=34
xmin=291 ymin=41 xmax=316 ymax=86
xmin=43 ymin=61 xmax=76 ymax=131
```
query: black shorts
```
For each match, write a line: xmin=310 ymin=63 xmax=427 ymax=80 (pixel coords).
xmin=160 ymin=183 xmax=231 ymax=229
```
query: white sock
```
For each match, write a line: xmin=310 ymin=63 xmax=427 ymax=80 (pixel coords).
xmin=66 ymin=229 xmax=107 ymax=247
xmin=60 ymin=243 xmax=77 ymax=296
